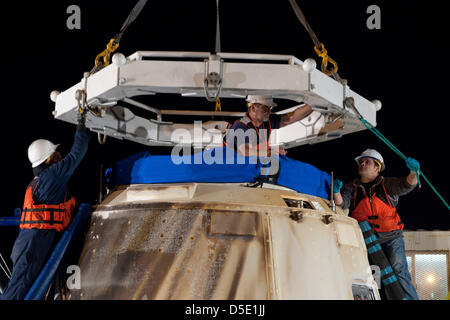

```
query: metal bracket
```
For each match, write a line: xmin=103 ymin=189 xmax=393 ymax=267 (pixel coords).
xmin=321 ymin=214 xmax=334 ymax=225
xmin=203 ymin=54 xmax=223 ymax=102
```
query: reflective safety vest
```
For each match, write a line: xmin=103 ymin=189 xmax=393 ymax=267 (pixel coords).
xmin=223 ymin=114 xmax=272 ymax=151
xmin=20 ymin=179 xmax=76 ymax=232
xmin=351 ymin=179 xmax=404 ymax=233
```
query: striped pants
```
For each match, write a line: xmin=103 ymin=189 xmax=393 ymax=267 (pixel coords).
xmin=380 ymin=236 xmax=419 ymax=300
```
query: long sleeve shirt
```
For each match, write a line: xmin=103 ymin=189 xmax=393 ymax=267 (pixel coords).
xmin=32 ymin=125 xmax=90 ymax=204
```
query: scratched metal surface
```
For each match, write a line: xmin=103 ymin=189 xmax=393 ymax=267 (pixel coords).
xmin=70 ymin=203 xmax=267 ymax=299
xmin=68 ymin=184 xmax=377 ymax=300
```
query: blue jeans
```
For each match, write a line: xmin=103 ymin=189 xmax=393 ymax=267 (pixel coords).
xmin=381 ymin=236 xmax=419 ymax=300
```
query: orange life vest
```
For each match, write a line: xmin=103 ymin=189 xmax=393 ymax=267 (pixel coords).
xmin=223 ymin=113 xmax=272 ymax=152
xmin=20 ymin=180 xmax=76 ymax=232
xmin=351 ymin=179 xmax=404 ymax=233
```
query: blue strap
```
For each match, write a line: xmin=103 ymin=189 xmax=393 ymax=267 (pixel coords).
xmin=382 ymin=274 xmax=399 ymax=286
xmin=359 ymin=220 xmax=372 ymax=232
xmin=380 ymin=266 xmax=394 ymax=277
xmin=367 ymin=243 xmax=382 ymax=254
xmin=364 ymin=234 xmax=378 ymax=245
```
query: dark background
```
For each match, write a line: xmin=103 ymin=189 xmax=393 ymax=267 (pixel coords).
xmin=1 ymin=0 xmax=449 ymax=255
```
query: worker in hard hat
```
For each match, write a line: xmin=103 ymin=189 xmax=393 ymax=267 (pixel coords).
xmin=224 ymin=95 xmax=312 ymax=157
xmin=0 ymin=109 xmax=90 ymax=300
xmin=333 ymin=149 xmax=420 ymax=300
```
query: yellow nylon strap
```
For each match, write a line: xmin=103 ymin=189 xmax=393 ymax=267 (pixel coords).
xmin=215 ymin=98 xmax=222 ymax=112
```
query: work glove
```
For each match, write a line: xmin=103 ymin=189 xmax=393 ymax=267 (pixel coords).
xmin=333 ymin=178 xmax=343 ymax=194
xmin=406 ymin=157 xmax=420 ymax=172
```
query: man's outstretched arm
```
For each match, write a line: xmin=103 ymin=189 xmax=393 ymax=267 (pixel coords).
xmin=279 ymin=104 xmax=313 ymax=128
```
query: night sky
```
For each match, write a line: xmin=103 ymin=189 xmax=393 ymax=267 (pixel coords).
xmin=1 ymin=0 xmax=449 ymax=254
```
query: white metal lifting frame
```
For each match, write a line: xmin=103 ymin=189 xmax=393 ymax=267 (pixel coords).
xmin=51 ymin=51 xmax=380 ymax=148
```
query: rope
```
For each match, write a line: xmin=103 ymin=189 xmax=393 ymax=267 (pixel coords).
xmin=345 ymin=98 xmax=449 ymax=210
xmin=360 ymin=118 xmax=449 ymax=210
xmin=287 ymin=1 xmax=449 ymax=211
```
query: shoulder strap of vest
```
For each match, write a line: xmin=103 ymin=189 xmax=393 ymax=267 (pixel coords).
xmin=64 ymin=186 xmax=70 ymax=202
xmin=353 ymin=184 xmax=358 ymax=209
xmin=352 ymin=181 xmax=368 ymax=210
xmin=381 ymin=179 xmax=393 ymax=207
xmin=266 ymin=119 xmax=272 ymax=138
xmin=240 ymin=114 xmax=271 ymax=134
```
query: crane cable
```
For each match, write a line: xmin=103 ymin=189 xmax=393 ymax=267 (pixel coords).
xmin=91 ymin=0 xmax=148 ymax=74
xmin=288 ymin=0 xmax=339 ymax=79
xmin=77 ymin=0 xmax=148 ymax=115
xmin=76 ymin=1 xmax=148 ymax=145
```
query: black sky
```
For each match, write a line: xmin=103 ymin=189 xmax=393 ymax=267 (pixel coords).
xmin=1 ymin=0 xmax=449 ymax=244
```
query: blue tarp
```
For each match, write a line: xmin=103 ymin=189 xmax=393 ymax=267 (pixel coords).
xmin=276 ymin=155 xmax=332 ymax=199
xmin=106 ymin=147 xmax=332 ymax=199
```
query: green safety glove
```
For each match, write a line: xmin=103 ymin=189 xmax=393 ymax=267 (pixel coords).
xmin=333 ymin=179 xmax=343 ymax=194
xmin=406 ymin=157 xmax=420 ymax=172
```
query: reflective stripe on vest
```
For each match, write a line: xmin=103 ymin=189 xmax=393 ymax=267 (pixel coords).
xmin=351 ymin=179 xmax=404 ymax=233
xmin=20 ymin=180 xmax=76 ymax=232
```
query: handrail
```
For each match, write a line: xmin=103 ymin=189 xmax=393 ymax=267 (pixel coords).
xmin=24 ymin=203 xmax=93 ymax=300
xmin=127 ymin=51 xmax=304 ymax=66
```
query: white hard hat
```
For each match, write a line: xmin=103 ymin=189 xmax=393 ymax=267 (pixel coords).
xmin=354 ymin=149 xmax=385 ymax=171
xmin=246 ymin=95 xmax=277 ymax=108
xmin=27 ymin=139 xmax=60 ymax=168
